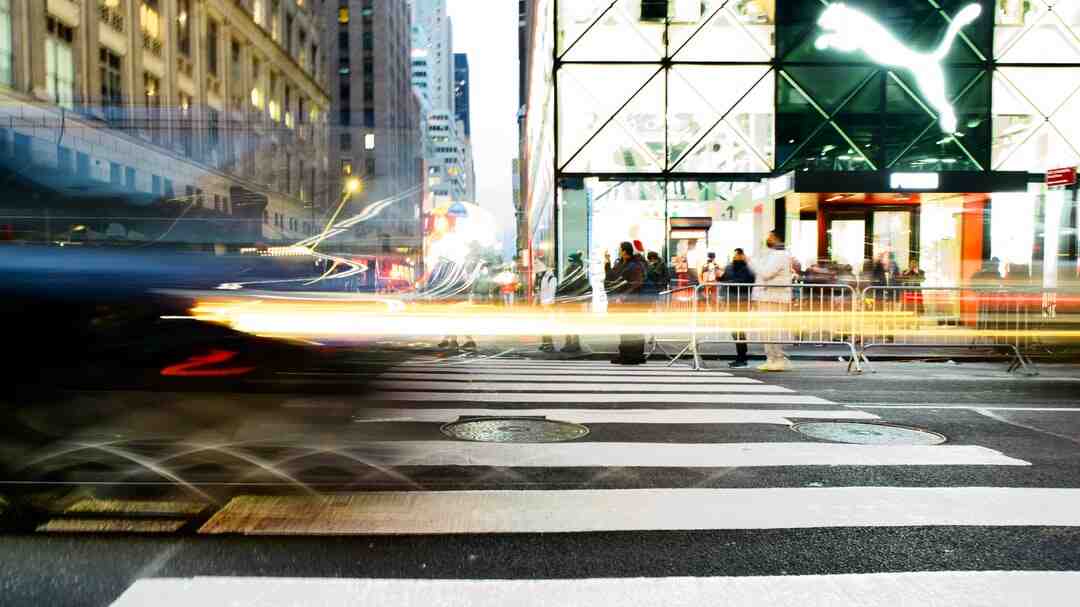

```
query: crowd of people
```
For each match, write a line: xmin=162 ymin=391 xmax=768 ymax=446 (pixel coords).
xmin=436 ymin=233 xmax=980 ymax=373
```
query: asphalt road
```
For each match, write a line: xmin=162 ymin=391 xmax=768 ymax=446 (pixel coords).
xmin=2 ymin=349 xmax=1080 ymax=606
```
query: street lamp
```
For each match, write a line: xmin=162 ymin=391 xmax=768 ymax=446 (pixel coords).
xmin=346 ymin=177 xmax=363 ymax=195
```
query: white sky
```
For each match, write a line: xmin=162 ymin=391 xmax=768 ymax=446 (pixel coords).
xmin=447 ymin=0 xmax=519 ymax=258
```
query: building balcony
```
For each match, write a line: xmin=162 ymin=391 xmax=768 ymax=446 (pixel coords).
xmin=142 ymin=33 xmax=163 ymax=58
xmin=99 ymin=1 xmax=125 ymax=33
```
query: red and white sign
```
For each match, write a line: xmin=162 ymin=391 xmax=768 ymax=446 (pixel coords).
xmin=1046 ymin=167 xmax=1077 ymax=189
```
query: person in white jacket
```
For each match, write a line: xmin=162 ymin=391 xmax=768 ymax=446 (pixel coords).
xmin=751 ymin=231 xmax=794 ymax=371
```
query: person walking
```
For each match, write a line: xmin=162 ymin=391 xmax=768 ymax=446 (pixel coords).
xmin=752 ymin=231 xmax=794 ymax=372
xmin=538 ymin=267 xmax=558 ymax=353
xmin=605 ymin=241 xmax=647 ymax=365
xmin=719 ymin=248 xmax=755 ymax=368
xmin=559 ymin=252 xmax=590 ymax=353
xmin=645 ymin=251 xmax=671 ymax=294
xmin=700 ymin=252 xmax=721 ymax=305
xmin=674 ymin=255 xmax=690 ymax=287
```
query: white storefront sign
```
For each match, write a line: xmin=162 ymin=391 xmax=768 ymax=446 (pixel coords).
xmin=890 ymin=172 xmax=940 ymax=190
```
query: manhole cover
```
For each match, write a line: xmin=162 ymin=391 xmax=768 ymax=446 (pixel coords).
xmin=441 ymin=418 xmax=590 ymax=443
xmin=792 ymin=422 xmax=946 ymax=446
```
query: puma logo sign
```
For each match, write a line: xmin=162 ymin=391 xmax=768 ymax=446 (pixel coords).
xmin=815 ymin=3 xmax=982 ymax=133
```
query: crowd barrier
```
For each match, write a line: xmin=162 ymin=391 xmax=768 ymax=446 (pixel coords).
xmin=648 ymin=283 xmax=1080 ymax=375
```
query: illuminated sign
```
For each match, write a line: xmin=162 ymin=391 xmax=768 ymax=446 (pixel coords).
xmin=890 ymin=172 xmax=940 ymax=190
xmin=815 ymin=3 xmax=982 ymax=133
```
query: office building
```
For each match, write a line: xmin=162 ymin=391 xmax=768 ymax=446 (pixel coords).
xmin=0 ymin=0 xmax=331 ymax=246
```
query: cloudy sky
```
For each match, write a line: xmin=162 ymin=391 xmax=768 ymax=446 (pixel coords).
xmin=446 ymin=0 xmax=520 ymax=258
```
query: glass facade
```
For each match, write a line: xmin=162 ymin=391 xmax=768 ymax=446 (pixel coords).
xmin=526 ymin=0 xmax=1080 ymax=285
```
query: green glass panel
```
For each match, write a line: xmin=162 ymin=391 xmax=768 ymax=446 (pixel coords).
xmin=832 ymin=72 xmax=884 ymax=167
xmin=783 ymin=66 xmax=877 ymax=115
xmin=778 ymin=121 xmax=871 ymax=173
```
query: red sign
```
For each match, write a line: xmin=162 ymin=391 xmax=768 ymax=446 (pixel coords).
xmin=1047 ymin=167 xmax=1077 ymax=188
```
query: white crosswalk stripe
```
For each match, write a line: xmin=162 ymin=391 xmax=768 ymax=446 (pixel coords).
xmin=221 ymin=356 xmax=1035 ymax=537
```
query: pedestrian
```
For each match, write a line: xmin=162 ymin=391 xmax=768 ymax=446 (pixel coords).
xmin=751 ymin=231 xmax=794 ymax=372
xmin=700 ymin=252 xmax=721 ymax=304
xmin=559 ymin=252 xmax=590 ymax=353
xmin=538 ymin=266 xmax=558 ymax=353
xmin=719 ymin=247 xmax=755 ymax=368
xmin=674 ymin=255 xmax=690 ymax=287
xmin=645 ymin=251 xmax=671 ymax=295
xmin=605 ymin=241 xmax=647 ymax=365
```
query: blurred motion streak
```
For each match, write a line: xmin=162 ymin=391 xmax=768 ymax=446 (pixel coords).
xmin=160 ymin=350 xmax=256 ymax=378
xmin=184 ymin=295 xmax=1080 ymax=343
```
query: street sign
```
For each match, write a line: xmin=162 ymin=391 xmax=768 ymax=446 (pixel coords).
xmin=1047 ymin=167 xmax=1077 ymax=189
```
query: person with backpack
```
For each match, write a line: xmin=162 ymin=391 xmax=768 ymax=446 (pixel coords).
xmin=605 ymin=241 xmax=647 ymax=365
xmin=719 ymin=248 xmax=756 ymax=368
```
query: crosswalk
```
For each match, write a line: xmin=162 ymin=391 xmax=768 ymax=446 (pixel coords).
xmin=206 ymin=356 xmax=1059 ymax=535
xmin=101 ymin=356 xmax=1080 ymax=607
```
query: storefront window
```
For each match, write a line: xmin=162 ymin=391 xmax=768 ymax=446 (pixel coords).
xmin=669 ymin=0 xmax=774 ymax=61
xmin=996 ymin=0 xmax=1080 ymax=62
xmin=992 ymin=67 xmax=1080 ymax=171
xmin=557 ymin=0 xmax=665 ymax=61
xmin=668 ymin=66 xmax=774 ymax=173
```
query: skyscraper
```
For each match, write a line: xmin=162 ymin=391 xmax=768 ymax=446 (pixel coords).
xmin=325 ymin=0 xmax=422 ymax=256
xmin=453 ymin=53 xmax=470 ymax=138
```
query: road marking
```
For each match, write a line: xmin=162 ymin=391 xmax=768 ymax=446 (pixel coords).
xmin=365 ymin=392 xmax=832 ymax=404
xmin=348 ymin=409 xmax=880 ymax=425
xmin=113 ymin=572 xmax=1080 ymax=607
xmin=242 ymin=441 xmax=1027 ymax=468
xmin=845 ymin=405 xmax=1080 ymax=411
xmin=197 ymin=486 xmax=1063 ymax=536
xmin=391 ymin=365 xmax=729 ymax=376
xmin=355 ymin=372 xmax=760 ymax=384
xmin=370 ymin=381 xmax=793 ymax=393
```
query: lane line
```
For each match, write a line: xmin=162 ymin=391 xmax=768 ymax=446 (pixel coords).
xmin=973 ymin=408 xmax=1080 ymax=446
xmin=369 ymin=381 xmax=794 ymax=394
xmin=197 ymin=486 xmax=1069 ymax=536
xmin=845 ymin=405 xmax=1080 ymax=411
xmin=323 ymin=372 xmax=762 ymax=384
xmin=389 ymin=365 xmax=729 ymax=376
xmin=363 ymin=392 xmax=833 ymax=404
xmin=347 ymin=408 xmax=880 ymax=425
xmin=113 ymin=572 xmax=1080 ymax=607
xmin=231 ymin=441 xmax=1028 ymax=468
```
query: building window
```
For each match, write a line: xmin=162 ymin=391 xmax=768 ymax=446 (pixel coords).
xmin=207 ymin=19 xmax=220 ymax=76
xmin=179 ymin=92 xmax=193 ymax=157
xmin=208 ymin=108 xmax=220 ymax=157
xmin=125 ymin=166 xmax=136 ymax=190
xmin=177 ymin=0 xmax=191 ymax=56
xmin=144 ymin=72 xmax=161 ymax=142
xmin=152 ymin=174 xmax=162 ymax=196
xmin=364 ymin=133 xmax=375 ymax=150
xmin=76 ymin=152 xmax=90 ymax=179
xmin=270 ymin=0 xmax=281 ymax=40
xmin=284 ymin=152 xmax=292 ymax=193
xmin=366 ymin=158 xmax=376 ymax=176
xmin=100 ymin=47 xmax=123 ymax=122
xmin=285 ymin=13 xmax=294 ymax=55
xmin=251 ymin=57 xmax=263 ymax=109
xmin=363 ymin=81 xmax=374 ymax=103
xmin=340 ymin=132 xmax=351 ymax=150
xmin=164 ymin=178 xmax=174 ymax=198
xmin=341 ymin=159 xmax=353 ymax=176
xmin=109 ymin=162 xmax=122 ymax=186
xmin=231 ymin=39 xmax=242 ymax=83
xmin=140 ymin=1 xmax=163 ymax=56
xmin=362 ymin=32 xmax=373 ymax=51
xmin=338 ymin=6 xmax=349 ymax=24
xmin=0 ymin=0 xmax=12 ymax=86
xmin=364 ymin=109 xmax=375 ymax=128
xmin=46 ymin=17 xmax=75 ymax=110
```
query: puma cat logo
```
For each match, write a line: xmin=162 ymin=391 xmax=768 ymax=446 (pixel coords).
xmin=815 ymin=3 xmax=982 ymax=133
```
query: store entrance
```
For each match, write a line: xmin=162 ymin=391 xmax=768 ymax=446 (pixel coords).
xmin=824 ymin=207 xmax=919 ymax=275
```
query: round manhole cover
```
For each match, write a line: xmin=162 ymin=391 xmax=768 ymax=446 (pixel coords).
xmin=441 ymin=418 xmax=590 ymax=443
xmin=792 ymin=422 xmax=946 ymax=446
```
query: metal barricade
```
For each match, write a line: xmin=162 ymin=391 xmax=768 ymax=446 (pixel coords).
xmin=649 ymin=284 xmax=699 ymax=366
xmin=693 ymin=283 xmax=861 ymax=373
xmin=859 ymin=286 xmax=1038 ymax=375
